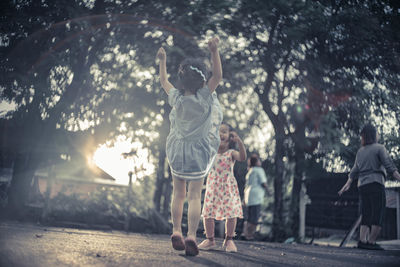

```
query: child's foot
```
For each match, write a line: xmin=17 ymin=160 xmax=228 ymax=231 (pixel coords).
xmin=222 ymin=238 xmax=237 ymax=253
xmin=245 ymin=235 xmax=255 ymax=241
xmin=184 ymin=237 xmax=199 ymax=256
xmin=367 ymin=242 xmax=384 ymax=250
xmin=171 ymin=232 xmax=185 ymax=251
xmin=198 ymin=238 xmax=217 ymax=250
xmin=357 ymin=240 xmax=369 ymax=249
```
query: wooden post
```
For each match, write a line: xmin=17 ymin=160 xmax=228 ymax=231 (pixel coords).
xmin=340 ymin=215 xmax=362 ymax=247
xmin=124 ymin=171 xmax=133 ymax=232
xmin=397 ymin=190 xmax=400 ymax=239
xmin=299 ymin=182 xmax=307 ymax=242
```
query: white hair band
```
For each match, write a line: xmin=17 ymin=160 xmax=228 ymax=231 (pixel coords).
xmin=189 ymin=66 xmax=206 ymax=81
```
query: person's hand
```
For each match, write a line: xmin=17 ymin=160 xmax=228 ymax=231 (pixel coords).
xmin=208 ymin=37 xmax=219 ymax=53
xmin=229 ymin=131 xmax=241 ymax=143
xmin=393 ymin=170 xmax=400 ymax=181
xmin=157 ymin=47 xmax=166 ymax=61
xmin=338 ymin=183 xmax=350 ymax=196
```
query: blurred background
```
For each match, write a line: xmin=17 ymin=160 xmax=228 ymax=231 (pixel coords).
xmin=1 ymin=0 xmax=399 ymax=242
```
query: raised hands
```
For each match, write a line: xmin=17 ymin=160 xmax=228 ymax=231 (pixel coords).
xmin=157 ymin=47 xmax=166 ymax=61
xmin=229 ymin=131 xmax=242 ymax=144
xmin=230 ymin=131 xmax=246 ymax=162
xmin=157 ymin=47 xmax=173 ymax=93
xmin=208 ymin=37 xmax=220 ymax=53
xmin=207 ymin=36 xmax=222 ymax=93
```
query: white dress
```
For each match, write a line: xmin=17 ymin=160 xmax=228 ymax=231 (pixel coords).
xmin=166 ymin=86 xmax=223 ymax=180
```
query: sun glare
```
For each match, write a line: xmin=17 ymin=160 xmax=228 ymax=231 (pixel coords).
xmin=93 ymin=137 xmax=154 ymax=185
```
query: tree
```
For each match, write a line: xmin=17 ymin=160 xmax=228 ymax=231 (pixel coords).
xmin=3 ymin=0 xmax=398 ymax=240
xmin=0 ymin=0 xmax=183 ymax=215
xmin=221 ymin=0 xmax=400 ymax=240
xmin=0 ymin=0 xmax=234 ymax=218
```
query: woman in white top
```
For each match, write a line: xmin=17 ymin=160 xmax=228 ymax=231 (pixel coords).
xmin=243 ymin=153 xmax=268 ymax=240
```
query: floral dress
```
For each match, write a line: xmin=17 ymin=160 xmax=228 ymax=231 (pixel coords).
xmin=202 ymin=149 xmax=243 ymax=220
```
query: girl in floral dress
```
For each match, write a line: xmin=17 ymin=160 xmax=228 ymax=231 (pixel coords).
xmin=199 ymin=122 xmax=246 ymax=252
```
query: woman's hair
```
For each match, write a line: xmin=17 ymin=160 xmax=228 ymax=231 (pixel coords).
xmin=360 ymin=123 xmax=377 ymax=145
xmin=221 ymin=122 xmax=236 ymax=149
xmin=178 ymin=58 xmax=208 ymax=94
xmin=249 ymin=153 xmax=260 ymax=167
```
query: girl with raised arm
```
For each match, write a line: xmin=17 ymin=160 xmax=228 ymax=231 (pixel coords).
xmin=156 ymin=37 xmax=223 ymax=256
xmin=199 ymin=122 xmax=246 ymax=252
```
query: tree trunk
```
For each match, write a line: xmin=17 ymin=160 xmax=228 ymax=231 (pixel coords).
xmin=7 ymin=52 xmax=88 ymax=218
xmin=272 ymin=125 xmax=286 ymax=241
xmin=162 ymin=168 xmax=172 ymax=218
xmin=153 ymin=103 xmax=170 ymax=213
xmin=290 ymin=144 xmax=304 ymax=239
xmin=153 ymin=148 xmax=166 ymax=212
xmin=291 ymin=117 xmax=316 ymax=238
xmin=7 ymin=152 xmax=37 ymax=217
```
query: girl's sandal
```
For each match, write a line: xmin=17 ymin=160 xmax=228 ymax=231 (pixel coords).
xmin=171 ymin=233 xmax=185 ymax=251
xmin=223 ymin=236 xmax=237 ymax=253
xmin=184 ymin=237 xmax=199 ymax=256
xmin=198 ymin=237 xmax=217 ymax=250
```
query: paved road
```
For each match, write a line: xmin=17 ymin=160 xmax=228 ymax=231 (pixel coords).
xmin=0 ymin=222 xmax=399 ymax=267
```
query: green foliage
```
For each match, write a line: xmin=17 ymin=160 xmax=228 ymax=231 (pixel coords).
xmin=2 ymin=0 xmax=400 ymax=239
xmin=215 ymin=0 xmax=400 ymax=239
xmin=47 ymin=181 xmax=154 ymax=230
xmin=1 ymin=0 xmax=209 ymax=211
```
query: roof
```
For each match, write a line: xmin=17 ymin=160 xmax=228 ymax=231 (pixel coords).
xmin=35 ymin=159 xmax=115 ymax=181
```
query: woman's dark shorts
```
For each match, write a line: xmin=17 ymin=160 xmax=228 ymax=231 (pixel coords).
xmin=247 ymin=205 xmax=261 ymax=225
xmin=358 ymin=182 xmax=386 ymax=227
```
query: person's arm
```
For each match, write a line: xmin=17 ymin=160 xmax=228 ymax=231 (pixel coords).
xmin=230 ymin=131 xmax=246 ymax=162
xmin=347 ymin=154 xmax=359 ymax=181
xmin=261 ymin=182 xmax=272 ymax=196
xmin=378 ymin=146 xmax=399 ymax=180
xmin=259 ymin=169 xmax=269 ymax=192
xmin=338 ymin=177 xmax=353 ymax=195
xmin=207 ymin=37 xmax=222 ymax=93
xmin=156 ymin=47 xmax=174 ymax=94
xmin=261 ymin=183 xmax=267 ymax=189
xmin=392 ymin=170 xmax=400 ymax=181
xmin=339 ymin=156 xmax=359 ymax=195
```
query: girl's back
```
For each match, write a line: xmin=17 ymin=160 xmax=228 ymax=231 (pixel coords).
xmin=157 ymin=37 xmax=224 ymax=257
xmin=167 ymin=85 xmax=222 ymax=179
xmin=169 ymin=86 xmax=217 ymax=139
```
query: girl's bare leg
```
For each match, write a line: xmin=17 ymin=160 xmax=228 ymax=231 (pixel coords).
xmin=203 ymin=217 xmax=215 ymax=238
xmin=225 ymin=217 xmax=237 ymax=237
xmin=369 ymin=225 xmax=381 ymax=244
xmin=198 ymin=218 xmax=217 ymax=249
xmin=186 ymin=178 xmax=204 ymax=239
xmin=224 ymin=218 xmax=238 ymax=252
xmin=241 ymin=221 xmax=248 ymax=238
xmin=171 ymin=177 xmax=186 ymax=234
xmin=246 ymin=222 xmax=257 ymax=240
xmin=359 ymin=225 xmax=369 ymax=243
